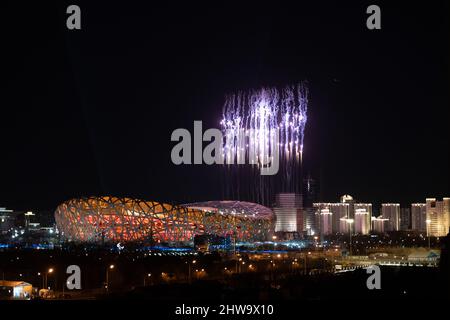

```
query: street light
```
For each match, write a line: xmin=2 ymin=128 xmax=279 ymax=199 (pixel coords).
xmin=144 ymin=273 xmax=152 ymax=286
xmin=340 ymin=218 xmax=354 ymax=255
xmin=303 ymin=252 xmax=309 ymax=275
xmin=240 ymin=261 xmax=246 ymax=273
xmin=45 ymin=268 xmax=54 ymax=289
xmin=187 ymin=260 xmax=196 ymax=284
xmin=106 ymin=264 xmax=114 ymax=292
xmin=37 ymin=272 xmax=44 ymax=289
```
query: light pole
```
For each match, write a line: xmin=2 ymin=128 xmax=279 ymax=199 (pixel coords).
xmin=106 ymin=264 xmax=114 ymax=292
xmin=269 ymin=259 xmax=276 ymax=280
xmin=187 ymin=260 xmax=196 ymax=284
xmin=341 ymin=218 xmax=354 ymax=256
xmin=144 ymin=273 xmax=152 ymax=286
xmin=45 ymin=268 xmax=54 ymax=289
xmin=38 ymin=272 xmax=43 ymax=289
xmin=62 ymin=279 xmax=70 ymax=299
xmin=303 ymin=252 xmax=311 ymax=275
xmin=237 ymin=257 xmax=242 ymax=274
xmin=291 ymin=258 xmax=298 ymax=274
xmin=426 ymin=219 xmax=431 ymax=249
xmin=194 ymin=269 xmax=202 ymax=280
xmin=314 ymin=236 xmax=319 ymax=251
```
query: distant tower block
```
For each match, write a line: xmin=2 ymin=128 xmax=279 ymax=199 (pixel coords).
xmin=340 ymin=194 xmax=355 ymax=227
xmin=426 ymin=198 xmax=450 ymax=237
xmin=400 ymin=207 xmax=411 ymax=230
xmin=332 ymin=203 xmax=350 ymax=233
xmin=411 ymin=203 xmax=427 ymax=232
xmin=354 ymin=203 xmax=372 ymax=233
xmin=303 ymin=207 xmax=316 ymax=235
xmin=303 ymin=176 xmax=319 ymax=235
xmin=354 ymin=209 xmax=370 ymax=235
xmin=317 ymin=208 xmax=333 ymax=236
xmin=371 ymin=216 xmax=389 ymax=233
xmin=381 ymin=203 xmax=400 ymax=231
xmin=313 ymin=202 xmax=350 ymax=234
xmin=273 ymin=193 xmax=303 ymax=233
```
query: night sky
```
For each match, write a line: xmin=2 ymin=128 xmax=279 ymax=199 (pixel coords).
xmin=2 ymin=1 xmax=449 ymax=211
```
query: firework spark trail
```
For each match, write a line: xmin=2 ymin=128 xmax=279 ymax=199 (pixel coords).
xmin=220 ymin=82 xmax=308 ymax=206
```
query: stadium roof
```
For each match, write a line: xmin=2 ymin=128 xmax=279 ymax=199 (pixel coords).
xmin=182 ymin=201 xmax=274 ymax=219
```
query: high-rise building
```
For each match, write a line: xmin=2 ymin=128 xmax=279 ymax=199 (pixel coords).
xmin=381 ymin=203 xmax=400 ymax=231
xmin=354 ymin=203 xmax=372 ymax=233
xmin=411 ymin=203 xmax=427 ymax=232
xmin=316 ymin=208 xmax=333 ymax=236
xmin=400 ymin=207 xmax=411 ymax=230
xmin=303 ymin=207 xmax=316 ymax=235
xmin=0 ymin=207 xmax=15 ymax=235
xmin=273 ymin=193 xmax=303 ymax=234
xmin=354 ymin=209 xmax=370 ymax=235
xmin=313 ymin=202 xmax=350 ymax=234
xmin=302 ymin=176 xmax=319 ymax=235
xmin=332 ymin=203 xmax=351 ymax=233
xmin=371 ymin=216 xmax=388 ymax=233
xmin=426 ymin=198 xmax=450 ymax=237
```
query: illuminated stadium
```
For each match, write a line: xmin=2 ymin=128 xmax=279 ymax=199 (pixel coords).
xmin=55 ymin=197 xmax=274 ymax=244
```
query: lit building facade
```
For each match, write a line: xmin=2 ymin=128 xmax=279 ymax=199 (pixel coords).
xmin=273 ymin=193 xmax=303 ymax=233
xmin=425 ymin=198 xmax=450 ymax=237
xmin=0 ymin=207 xmax=15 ymax=235
xmin=0 ymin=281 xmax=33 ymax=300
xmin=411 ymin=203 xmax=427 ymax=232
xmin=313 ymin=195 xmax=358 ymax=235
xmin=354 ymin=209 xmax=370 ymax=235
xmin=303 ymin=176 xmax=319 ymax=235
xmin=316 ymin=208 xmax=333 ymax=236
xmin=313 ymin=202 xmax=350 ymax=234
xmin=371 ymin=216 xmax=388 ymax=233
xmin=381 ymin=203 xmax=400 ymax=231
xmin=303 ymin=207 xmax=316 ymax=235
xmin=354 ymin=203 xmax=372 ymax=233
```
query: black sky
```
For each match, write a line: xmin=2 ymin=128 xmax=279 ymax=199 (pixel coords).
xmin=2 ymin=1 xmax=449 ymax=211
